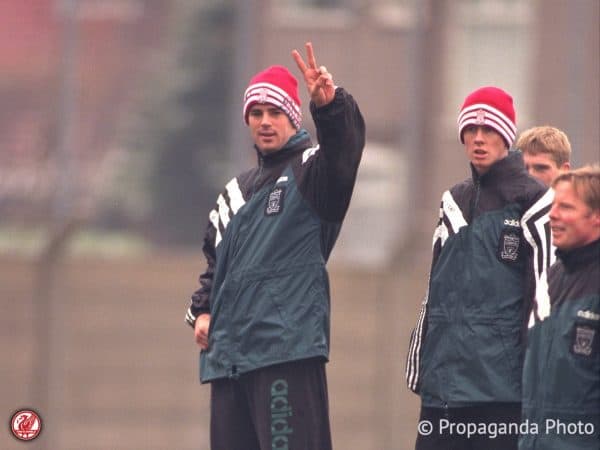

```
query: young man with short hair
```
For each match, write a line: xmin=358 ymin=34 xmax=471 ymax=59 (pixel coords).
xmin=516 ymin=125 xmax=571 ymax=187
xmin=516 ymin=126 xmax=573 ymax=315
xmin=520 ymin=165 xmax=600 ymax=449
xmin=406 ymin=86 xmax=553 ymax=450
xmin=185 ymin=42 xmax=365 ymax=450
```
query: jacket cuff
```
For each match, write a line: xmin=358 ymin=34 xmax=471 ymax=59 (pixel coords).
xmin=310 ymin=87 xmax=344 ymax=118
xmin=185 ymin=308 xmax=197 ymax=328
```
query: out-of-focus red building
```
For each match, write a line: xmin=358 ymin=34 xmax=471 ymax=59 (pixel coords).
xmin=0 ymin=0 xmax=170 ymax=220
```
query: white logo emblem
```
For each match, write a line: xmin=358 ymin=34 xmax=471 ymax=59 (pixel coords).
xmin=577 ymin=310 xmax=600 ymax=321
xmin=476 ymin=109 xmax=486 ymax=124
xmin=266 ymin=187 xmax=284 ymax=215
xmin=503 ymin=219 xmax=521 ymax=228
xmin=258 ymin=88 xmax=269 ymax=103
xmin=501 ymin=234 xmax=520 ymax=261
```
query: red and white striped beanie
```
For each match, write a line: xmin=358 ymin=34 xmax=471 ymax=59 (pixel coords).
xmin=457 ymin=86 xmax=517 ymax=148
xmin=243 ymin=65 xmax=302 ymax=129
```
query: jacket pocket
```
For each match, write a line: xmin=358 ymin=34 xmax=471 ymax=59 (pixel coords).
xmin=231 ymin=277 xmax=288 ymax=358
xmin=452 ymin=322 xmax=522 ymax=402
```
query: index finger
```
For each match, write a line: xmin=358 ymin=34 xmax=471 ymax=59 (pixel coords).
xmin=292 ymin=49 xmax=307 ymax=73
xmin=305 ymin=42 xmax=317 ymax=69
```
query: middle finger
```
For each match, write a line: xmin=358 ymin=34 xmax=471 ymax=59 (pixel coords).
xmin=305 ymin=42 xmax=317 ymax=69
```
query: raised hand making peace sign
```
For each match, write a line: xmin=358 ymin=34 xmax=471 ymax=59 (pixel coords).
xmin=292 ymin=42 xmax=335 ymax=108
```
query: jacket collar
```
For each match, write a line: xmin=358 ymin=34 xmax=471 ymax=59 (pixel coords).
xmin=255 ymin=129 xmax=312 ymax=167
xmin=556 ymin=238 xmax=600 ymax=273
xmin=470 ymin=150 xmax=526 ymax=185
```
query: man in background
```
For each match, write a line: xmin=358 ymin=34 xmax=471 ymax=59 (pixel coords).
xmin=516 ymin=125 xmax=571 ymax=187
xmin=516 ymin=125 xmax=573 ymax=322
xmin=520 ymin=165 xmax=600 ymax=449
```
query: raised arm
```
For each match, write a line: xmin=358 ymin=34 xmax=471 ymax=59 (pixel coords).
xmin=290 ymin=42 xmax=366 ymax=223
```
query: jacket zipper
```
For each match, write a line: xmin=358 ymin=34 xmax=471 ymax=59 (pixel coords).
xmin=469 ymin=178 xmax=481 ymax=223
xmin=253 ymin=156 xmax=264 ymax=196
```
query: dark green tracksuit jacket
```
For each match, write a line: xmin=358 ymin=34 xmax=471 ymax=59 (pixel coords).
xmin=185 ymin=88 xmax=365 ymax=383
xmin=406 ymin=152 xmax=553 ymax=408
xmin=520 ymin=239 xmax=600 ymax=450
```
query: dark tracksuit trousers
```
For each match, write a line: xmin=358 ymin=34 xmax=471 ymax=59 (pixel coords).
xmin=210 ymin=358 xmax=332 ymax=450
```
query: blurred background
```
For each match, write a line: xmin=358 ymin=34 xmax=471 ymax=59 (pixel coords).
xmin=1 ymin=0 xmax=598 ymax=449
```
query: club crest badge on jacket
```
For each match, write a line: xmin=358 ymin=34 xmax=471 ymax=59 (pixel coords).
xmin=266 ymin=187 xmax=285 ymax=216
xmin=498 ymin=218 xmax=522 ymax=263
xmin=572 ymin=324 xmax=597 ymax=357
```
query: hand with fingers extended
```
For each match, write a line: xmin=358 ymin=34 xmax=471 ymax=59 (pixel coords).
xmin=292 ymin=42 xmax=335 ymax=108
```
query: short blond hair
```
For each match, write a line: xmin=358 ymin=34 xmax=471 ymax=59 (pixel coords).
xmin=552 ymin=165 xmax=600 ymax=212
xmin=516 ymin=126 xmax=571 ymax=166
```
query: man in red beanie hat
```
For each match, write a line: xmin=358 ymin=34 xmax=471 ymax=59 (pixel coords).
xmin=406 ymin=86 xmax=553 ymax=449
xmin=185 ymin=42 xmax=365 ymax=450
